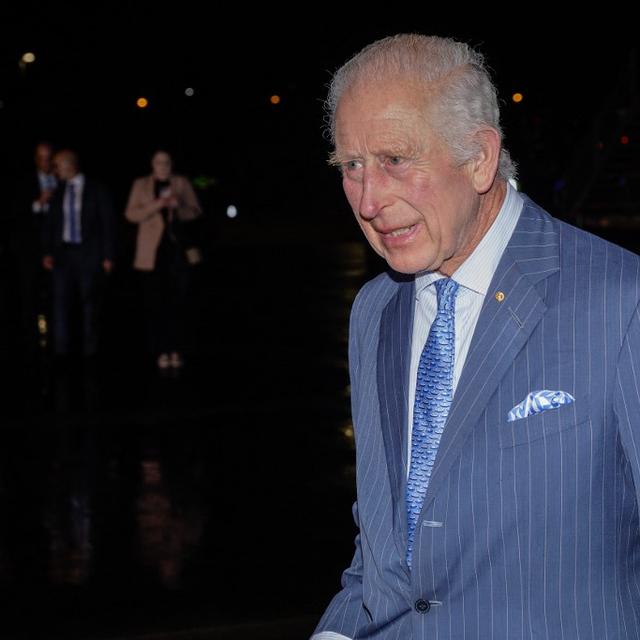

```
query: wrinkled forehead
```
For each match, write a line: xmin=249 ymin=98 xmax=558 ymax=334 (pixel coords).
xmin=334 ymin=78 xmax=436 ymax=153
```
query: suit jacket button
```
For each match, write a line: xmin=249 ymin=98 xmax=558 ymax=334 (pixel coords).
xmin=415 ymin=599 xmax=431 ymax=613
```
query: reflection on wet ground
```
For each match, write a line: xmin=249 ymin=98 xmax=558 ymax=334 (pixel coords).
xmin=0 ymin=241 xmax=372 ymax=639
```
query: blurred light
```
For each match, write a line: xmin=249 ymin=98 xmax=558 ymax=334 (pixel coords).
xmin=192 ymin=175 xmax=218 ymax=189
xmin=185 ymin=87 xmax=194 ymax=97
xmin=596 ymin=141 xmax=604 ymax=151
xmin=270 ymin=95 xmax=281 ymax=105
xmin=37 ymin=314 xmax=47 ymax=335
xmin=22 ymin=52 xmax=36 ymax=64
xmin=226 ymin=205 xmax=238 ymax=219
xmin=342 ymin=424 xmax=354 ymax=440
xmin=621 ymin=135 xmax=630 ymax=145
xmin=512 ymin=92 xmax=523 ymax=103
xmin=136 ymin=97 xmax=149 ymax=109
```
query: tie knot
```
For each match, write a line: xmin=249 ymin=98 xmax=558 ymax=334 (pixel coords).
xmin=434 ymin=278 xmax=459 ymax=313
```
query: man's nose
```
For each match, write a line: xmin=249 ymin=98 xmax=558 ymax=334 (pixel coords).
xmin=358 ymin=166 xmax=390 ymax=221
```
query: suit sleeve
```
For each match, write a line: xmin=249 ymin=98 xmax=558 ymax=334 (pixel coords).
xmin=312 ymin=294 xmax=369 ymax=639
xmin=177 ymin=176 xmax=202 ymax=221
xmin=124 ymin=179 xmax=159 ymax=223
xmin=42 ymin=190 xmax=60 ymax=257
xmin=614 ymin=301 xmax=640 ymax=505
xmin=311 ymin=501 xmax=366 ymax=639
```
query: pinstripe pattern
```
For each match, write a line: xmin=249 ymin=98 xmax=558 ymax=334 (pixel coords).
xmin=408 ymin=183 xmax=523 ymax=462
xmin=314 ymin=196 xmax=640 ymax=639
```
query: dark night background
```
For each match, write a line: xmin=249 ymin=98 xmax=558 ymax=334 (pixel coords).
xmin=1 ymin=7 xmax=640 ymax=640
xmin=1 ymin=10 xmax=637 ymax=226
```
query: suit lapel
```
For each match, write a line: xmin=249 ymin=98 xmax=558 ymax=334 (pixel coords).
xmin=420 ymin=199 xmax=561 ymax=511
xmin=377 ymin=276 xmax=414 ymax=548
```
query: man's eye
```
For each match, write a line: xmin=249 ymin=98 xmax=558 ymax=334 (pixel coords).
xmin=387 ymin=156 xmax=404 ymax=166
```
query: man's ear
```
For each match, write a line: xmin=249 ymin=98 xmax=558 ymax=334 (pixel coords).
xmin=469 ymin=128 xmax=502 ymax=194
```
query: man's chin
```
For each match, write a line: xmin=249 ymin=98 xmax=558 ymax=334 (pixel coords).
xmin=384 ymin=252 xmax=438 ymax=276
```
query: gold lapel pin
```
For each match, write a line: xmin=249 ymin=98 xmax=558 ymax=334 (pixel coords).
xmin=495 ymin=291 xmax=505 ymax=302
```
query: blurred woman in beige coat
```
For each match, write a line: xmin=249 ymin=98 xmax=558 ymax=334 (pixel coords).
xmin=125 ymin=150 xmax=202 ymax=369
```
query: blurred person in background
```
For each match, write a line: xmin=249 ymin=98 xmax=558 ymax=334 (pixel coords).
xmin=124 ymin=150 xmax=202 ymax=370
xmin=43 ymin=149 xmax=115 ymax=358
xmin=10 ymin=142 xmax=58 ymax=362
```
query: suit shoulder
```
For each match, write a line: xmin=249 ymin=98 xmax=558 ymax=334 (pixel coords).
xmin=556 ymin=217 xmax=640 ymax=282
xmin=520 ymin=195 xmax=640 ymax=284
xmin=129 ymin=176 xmax=152 ymax=191
xmin=352 ymin=271 xmax=409 ymax=319
xmin=173 ymin=175 xmax=196 ymax=193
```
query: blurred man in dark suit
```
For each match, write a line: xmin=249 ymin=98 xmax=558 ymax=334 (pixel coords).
xmin=10 ymin=142 xmax=57 ymax=360
xmin=43 ymin=150 xmax=115 ymax=357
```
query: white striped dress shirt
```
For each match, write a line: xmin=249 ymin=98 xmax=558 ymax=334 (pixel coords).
xmin=63 ymin=173 xmax=84 ymax=243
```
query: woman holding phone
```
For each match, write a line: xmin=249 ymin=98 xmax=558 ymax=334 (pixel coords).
xmin=125 ymin=150 xmax=202 ymax=369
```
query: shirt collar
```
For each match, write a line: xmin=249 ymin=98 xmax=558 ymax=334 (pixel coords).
xmin=415 ymin=181 xmax=523 ymax=297
xmin=68 ymin=173 xmax=85 ymax=188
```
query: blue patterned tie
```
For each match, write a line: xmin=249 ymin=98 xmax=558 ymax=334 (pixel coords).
xmin=406 ymin=277 xmax=459 ymax=567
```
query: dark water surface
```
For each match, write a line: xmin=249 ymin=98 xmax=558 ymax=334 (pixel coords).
xmin=1 ymin=222 xmax=637 ymax=639
xmin=0 ymin=236 xmax=373 ymax=639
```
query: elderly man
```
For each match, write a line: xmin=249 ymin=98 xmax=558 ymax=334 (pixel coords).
xmin=313 ymin=34 xmax=640 ymax=639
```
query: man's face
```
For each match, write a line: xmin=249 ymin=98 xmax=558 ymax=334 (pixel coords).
xmin=35 ymin=145 xmax=52 ymax=173
xmin=53 ymin=155 xmax=77 ymax=181
xmin=334 ymin=80 xmax=483 ymax=275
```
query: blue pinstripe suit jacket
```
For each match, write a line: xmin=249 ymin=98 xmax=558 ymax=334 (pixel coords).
xmin=315 ymin=196 xmax=640 ymax=639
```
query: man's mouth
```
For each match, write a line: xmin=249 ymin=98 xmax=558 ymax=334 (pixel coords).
xmin=383 ymin=224 xmax=416 ymax=238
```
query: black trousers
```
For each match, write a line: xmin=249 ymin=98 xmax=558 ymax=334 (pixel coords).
xmin=52 ymin=245 xmax=103 ymax=356
xmin=140 ymin=251 xmax=189 ymax=357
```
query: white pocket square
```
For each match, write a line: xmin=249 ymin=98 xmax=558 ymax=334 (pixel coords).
xmin=507 ymin=389 xmax=575 ymax=422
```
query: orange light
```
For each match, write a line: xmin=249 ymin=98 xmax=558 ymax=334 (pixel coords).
xmin=136 ymin=97 xmax=149 ymax=109
xmin=270 ymin=95 xmax=281 ymax=105
xmin=512 ymin=93 xmax=523 ymax=104
xmin=621 ymin=135 xmax=630 ymax=145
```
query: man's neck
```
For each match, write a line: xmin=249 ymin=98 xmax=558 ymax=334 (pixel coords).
xmin=439 ymin=179 xmax=507 ymax=277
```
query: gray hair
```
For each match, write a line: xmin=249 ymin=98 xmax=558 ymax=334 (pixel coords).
xmin=326 ymin=34 xmax=516 ymax=181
